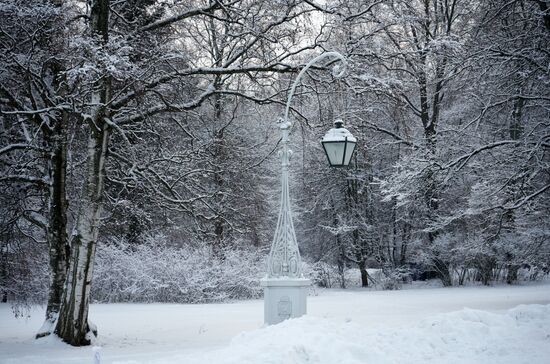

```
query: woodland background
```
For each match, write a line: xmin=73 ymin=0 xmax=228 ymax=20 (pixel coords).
xmin=0 ymin=0 xmax=549 ymax=345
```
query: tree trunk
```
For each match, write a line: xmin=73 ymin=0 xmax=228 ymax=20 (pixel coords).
xmin=54 ymin=0 xmax=110 ymax=346
xmin=458 ymin=267 xmax=467 ymax=285
xmin=476 ymin=256 xmax=495 ymax=286
xmin=358 ymin=260 xmax=369 ymax=287
xmin=212 ymin=120 xmax=225 ymax=257
xmin=432 ymin=255 xmax=452 ymax=287
xmin=510 ymin=97 xmax=525 ymax=139
xmin=535 ymin=0 xmax=550 ymax=31
xmin=399 ymin=221 xmax=411 ymax=266
xmin=37 ymin=115 xmax=70 ymax=338
xmin=337 ymin=234 xmax=346 ymax=289
xmin=506 ymin=264 xmax=519 ymax=284
xmin=37 ymin=6 xmax=71 ymax=336
xmin=54 ymin=115 xmax=110 ymax=346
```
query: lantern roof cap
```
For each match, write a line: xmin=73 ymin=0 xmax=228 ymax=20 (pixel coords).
xmin=322 ymin=120 xmax=356 ymax=143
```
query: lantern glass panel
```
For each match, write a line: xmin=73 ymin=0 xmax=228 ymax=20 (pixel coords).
xmin=343 ymin=141 xmax=356 ymax=166
xmin=322 ymin=141 xmax=346 ymax=166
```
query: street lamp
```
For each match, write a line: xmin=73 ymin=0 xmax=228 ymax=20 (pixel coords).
xmin=261 ymin=52 xmax=356 ymax=325
xmin=321 ymin=119 xmax=357 ymax=167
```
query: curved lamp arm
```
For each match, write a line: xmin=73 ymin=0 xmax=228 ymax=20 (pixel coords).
xmin=282 ymin=51 xmax=347 ymax=127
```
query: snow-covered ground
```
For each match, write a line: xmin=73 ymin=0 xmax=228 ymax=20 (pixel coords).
xmin=1 ymin=282 xmax=549 ymax=364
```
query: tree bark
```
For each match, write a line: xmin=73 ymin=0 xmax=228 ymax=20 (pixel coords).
xmin=433 ymin=256 xmax=452 ymax=286
xmin=421 ymin=51 xmax=450 ymax=286
xmin=37 ymin=114 xmax=70 ymax=338
xmin=475 ymin=256 xmax=495 ymax=286
xmin=54 ymin=106 xmax=110 ymax=346
xmin=37 ymin=3 xmax=71 ymax=336
xmin=535 ymin=0 xmax=550 ymax=31
xmin=358 ymin=260 xmax=369 ymax=287
xmin=337 ymin=235 xmax=346 ymax=289
xmin=506 ymin=265 xmax=519 ymax=284
xmin=54 ymin=0 xmax=110 ymax=346
xmin=212 ymin=85 xmax=226 ymax=258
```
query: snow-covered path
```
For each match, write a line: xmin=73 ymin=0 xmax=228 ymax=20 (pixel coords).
xmin=1 ymin=283 xmax=549 ymax=364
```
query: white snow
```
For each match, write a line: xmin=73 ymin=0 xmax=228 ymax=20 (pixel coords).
xmin=1 ymin=283 xmax=549 ymax=364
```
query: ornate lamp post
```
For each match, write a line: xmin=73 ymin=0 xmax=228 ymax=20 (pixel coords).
xmin=261 ymin=52 xmax=356 ymax=325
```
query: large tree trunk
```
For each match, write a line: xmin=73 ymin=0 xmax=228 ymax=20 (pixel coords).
xmin=54 ymin=111 xmax=110 ymax=346
xmin=212 ymin=88 xmax=226 ymax=258
xmin=37 ymin=114 xmax=70 ymax=338
xmin=409 ymin=3 xmax=453 ymax=287
xmin=422 ymin=52 xmax=451 ymax=286
xmin=37 ymin=2 xmax=71 ymax=336
xmin=54 ymin=0 xmax=110 ymax=346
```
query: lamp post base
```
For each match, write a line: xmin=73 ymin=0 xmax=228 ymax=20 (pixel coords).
xmin=260 ymin=277 xmax=311 ymax=325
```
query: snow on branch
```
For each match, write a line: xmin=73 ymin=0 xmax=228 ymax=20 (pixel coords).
xmin=0 ymin=105 xmax=71 ymax=116
xmin=138 ymin=1 xmax=235 ymax=33
xmin=319 ymin=224 xmax=358 ymax=235
xmin=360 ymin=119 xmax=415 ymax=147
xmin=0 ymin=143 xmax=45 ymax=156
xmin=303 ymin=0 xmax=384 ymax=21
xmin=443 ymin=140 xmax=519 ymax=172
xmin=113 ymin=84 xmax=217 ymax=125
xmin=0 ymin=175 xmax=50 ymax=187
xmin=502 ymin=184 xmax=550 ymax=211
xmin=110 ymin=64 xmax=297 ymax=110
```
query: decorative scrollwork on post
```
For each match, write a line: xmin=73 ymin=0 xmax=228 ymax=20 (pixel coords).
xmin=267 ymin=120 xmax=302 ymax=277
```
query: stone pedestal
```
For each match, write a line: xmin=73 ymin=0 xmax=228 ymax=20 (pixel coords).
xmin=260 ymin=277 xmax=310 ymax=325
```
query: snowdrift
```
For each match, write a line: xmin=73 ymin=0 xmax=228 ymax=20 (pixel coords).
xmin=157 ymin=304 xmax=550 ymax=364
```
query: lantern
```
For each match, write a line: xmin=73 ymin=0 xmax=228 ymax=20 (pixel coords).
xmin=321 ymin=119 xmax=357 ymax=167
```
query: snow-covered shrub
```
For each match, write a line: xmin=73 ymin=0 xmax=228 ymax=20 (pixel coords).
xmin=377 ymin=267 xmax=412 ymax=290
xmin=306 ymin=261 xmax=339 ymax=288
xmin=304 ymin=263 xmax=380 ymax=289
xmin=91 ymin=236 xmax=265 ymax=303
xmin=0 ymin=240 xmax=49 ymax=314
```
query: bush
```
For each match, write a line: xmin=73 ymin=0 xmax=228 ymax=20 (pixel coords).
xmin=0 ymin=240 xmax=48 ymax=312
xmin=305 ymin=261 xmax=338 ymax=288
xmin=91 ymin=236 xmax=266 ymax=303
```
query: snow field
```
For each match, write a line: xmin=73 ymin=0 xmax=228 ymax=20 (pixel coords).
xmin=1 ymin=283 xmax=549 ymax=364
